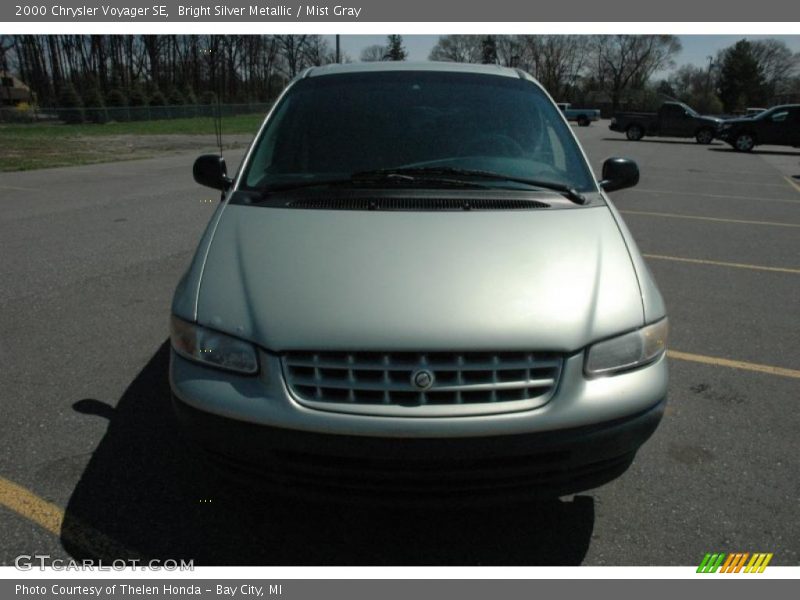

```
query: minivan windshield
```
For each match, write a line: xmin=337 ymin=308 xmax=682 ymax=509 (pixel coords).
xmin=241 ymin=71 xmax=596 ymax=194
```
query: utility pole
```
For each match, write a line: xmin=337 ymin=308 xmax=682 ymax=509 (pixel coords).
xmin=336 ymin=35 xmax=340 ymax=63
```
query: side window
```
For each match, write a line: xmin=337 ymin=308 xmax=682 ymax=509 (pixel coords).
xmin=770 ymin=111 xmax=788 ymax=123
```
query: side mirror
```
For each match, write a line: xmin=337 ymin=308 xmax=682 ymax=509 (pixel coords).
xmin=193 ymin=154 xmax=232 ymax=191
xmin=600 ymin=157 xmax=639 ymax=193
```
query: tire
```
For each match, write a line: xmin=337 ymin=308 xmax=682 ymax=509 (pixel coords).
xmin=626 ymin=124 xmax=644 ymax=141
xmin=734 ymin=133 xmax=755 ymax=152
xmin=577 ymin=115 xmax=590 ymax=127
xmin=695 ymin=128 xmax=714 ymax=144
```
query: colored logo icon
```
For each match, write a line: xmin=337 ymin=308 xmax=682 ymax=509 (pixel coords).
xmin=697 ymin=552 xmax=773 ymax=573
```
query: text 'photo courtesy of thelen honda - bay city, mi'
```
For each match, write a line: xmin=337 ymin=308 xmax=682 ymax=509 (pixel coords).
xmin=170 ymin=62 xmax=669 ymax=500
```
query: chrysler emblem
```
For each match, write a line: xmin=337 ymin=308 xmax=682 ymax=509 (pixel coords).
xmin=411 ymin=369 xmax=434 ymax=390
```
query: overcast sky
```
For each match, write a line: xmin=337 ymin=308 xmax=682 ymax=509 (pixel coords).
xmin=328 ymin=35 xmax=800 ymax=75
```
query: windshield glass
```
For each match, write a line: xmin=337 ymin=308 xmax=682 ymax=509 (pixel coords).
xmin=681 ymin=103 xmax=699 ymax=117
xmin=241 ymin=71 xmax=596 ymax=193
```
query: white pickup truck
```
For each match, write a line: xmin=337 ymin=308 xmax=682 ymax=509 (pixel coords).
xmin=557 ymin=103 xmax=601 ymax=126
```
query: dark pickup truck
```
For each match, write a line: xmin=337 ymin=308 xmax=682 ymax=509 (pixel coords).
xmin=609 ymin=102 xmax=723 ymax=144
xmin=717 ymin=104 xmax=800 ymax=151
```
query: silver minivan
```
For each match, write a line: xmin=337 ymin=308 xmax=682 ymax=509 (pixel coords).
xmin=170 ymin=62 xmax=668 ymax=499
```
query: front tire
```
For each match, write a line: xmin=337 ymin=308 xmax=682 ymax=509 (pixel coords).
xmin=626 ymin=124 xmax=644 ymax=141
xmin=577 ymin=115 xmax=590 ymax=127
xmin=734 ymin=133 xmax=755 ymax=152
xmin=695 ymin=128 xmax=714 ymax=144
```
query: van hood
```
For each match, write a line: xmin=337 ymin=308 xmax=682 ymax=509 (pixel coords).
xmin=196 ymin=203 xmax=645 ymax=352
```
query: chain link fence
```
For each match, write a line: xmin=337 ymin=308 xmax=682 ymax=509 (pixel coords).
xmin=0 ymin=102 xmax=273 ymax=124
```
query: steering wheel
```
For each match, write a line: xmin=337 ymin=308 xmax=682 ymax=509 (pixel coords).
xmin=463 ymin=134 xmax=525 ymax=157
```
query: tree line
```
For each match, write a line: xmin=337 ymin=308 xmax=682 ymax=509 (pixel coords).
xmin=1 ymin=34 xmax=797 ymax=118
xmin=427 ymin=35 xmax=800 ymax=113
xmin=0 ymin=34 xmax=344 ymax=110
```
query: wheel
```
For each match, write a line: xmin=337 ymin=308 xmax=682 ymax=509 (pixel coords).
xmin=626 ymin=124 xmax=644 ymax=141
xmin=463 ymin=134 xmax=525 ymax=157
xmin=695 ymin=128 xmax=714 ymax=144
xmin=577 ymin=115 xmax=590 ymax=127
xmin=734 ymin=133 xmax=755 ymax=152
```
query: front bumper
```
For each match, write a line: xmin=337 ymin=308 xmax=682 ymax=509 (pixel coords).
xmin=170 ymin=349 xmax=668 ymax=499
xmin=173 ymin=392 xmax=665 ymax=499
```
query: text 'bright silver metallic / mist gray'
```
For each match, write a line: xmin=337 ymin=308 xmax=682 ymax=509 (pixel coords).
xmin=170 ymin=62 xmax=669 ymax=499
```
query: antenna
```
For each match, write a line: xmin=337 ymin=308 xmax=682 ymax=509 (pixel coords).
xmin=213 ymin=92 xmax=223 ymax=157
xmin=210 ymin=42 xmax=224 ymax=159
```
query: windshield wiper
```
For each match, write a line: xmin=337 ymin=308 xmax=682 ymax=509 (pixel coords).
xmin=262 ymin=171 xmax=490 ymax=193
xmin=352 ymin=167 xmax=588 ymax=204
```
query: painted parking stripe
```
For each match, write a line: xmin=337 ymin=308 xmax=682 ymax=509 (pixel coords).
xmin=785 ymin=176 xmax=800 ymax=194
xmin=0 ymin=184 xmax=40 ymax=192
xmin=621 ymin=209 xmax=800 ymax=228
xmin=634 ymin=188 xmax=800 ymax=205
xmin=0 ymin=475 xmax=140 ymax=559
xmin=669 ymin=351 xmax=800 ymax=379
xmin=644 ymin=254 xmax=800 ymax=275
xmin=647 ymin=174 xmax=789 ymax=188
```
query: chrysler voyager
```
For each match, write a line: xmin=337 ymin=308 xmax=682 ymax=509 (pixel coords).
xmin=170 ymin=62 xmax=668 ymax=499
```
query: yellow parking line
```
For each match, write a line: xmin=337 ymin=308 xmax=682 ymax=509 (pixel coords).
xmin=785 ymin=176 xmax=800 ymax=194
xmin=636 ymin=188 xmax=800 ymax=205
xmin=0 ymin=475 xmax=63 ymax=535
xmin=621 ymin=210 xmax=800 ymax=228
xmin=668 ymin=350 xmax=800 ymax=379
xmin=643 ymin=254 xmax=800 ymax=275
xmin=0 ymin=475 xmax=140 ymax=559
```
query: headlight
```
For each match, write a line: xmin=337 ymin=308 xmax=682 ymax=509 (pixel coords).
xmin=170 ymin=316 xmax=259 ymax=374
xmin=585 ymin=318 xmax=668 ymax=377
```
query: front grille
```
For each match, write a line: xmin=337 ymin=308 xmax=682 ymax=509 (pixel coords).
xmin=281 ymin=351 xmax=562 ymax=416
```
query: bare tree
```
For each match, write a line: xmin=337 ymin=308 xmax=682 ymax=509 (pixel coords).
xmin=428 ymin=35 xmax=482 ymax=63
xmin=359 ymin=44 xmax=386 ymax=62
xmin=749 ymin=39 xmax=800 ymax=95
xmin=592 ymin=35 xmax=682 ymax=111
xmin=304 ymin=35 xmax=335 ymax=67
xmin=275 ymin=35 xmax=310 ymax=78
xmin=518 ymin=35 xmax=591 ymax=100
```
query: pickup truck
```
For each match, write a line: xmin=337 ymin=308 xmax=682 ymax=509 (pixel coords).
xmin=717 ymin=104 xmax=800 ymax=151
xmin=609 ymin=101 xmax=723 ymax=144
xmin=557 ymin=103 xmax=601 ymax=126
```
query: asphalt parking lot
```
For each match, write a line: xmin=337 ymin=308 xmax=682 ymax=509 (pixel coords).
xmin=0 ymin=121 xmax=798 ymax=566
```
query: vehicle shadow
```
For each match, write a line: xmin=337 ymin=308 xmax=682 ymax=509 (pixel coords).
xmin=601 ymin=138 xmax=721 ymax=146
xmin=61 ymin=342 xmax=596 ymax=565
xmin=709 ymin=147 xmax=800 ymax=156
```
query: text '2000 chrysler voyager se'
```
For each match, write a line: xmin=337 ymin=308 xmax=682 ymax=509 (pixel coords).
xmin=170 ymin=62 xmax=668 ymax=500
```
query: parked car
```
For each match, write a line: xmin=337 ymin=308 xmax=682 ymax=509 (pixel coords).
xmin=557 ymin=102 xmax=601 ymax=126
xmin=609 ymin=101 xmax=722 ymax=144
xmin=171 ymin=62 xmax=668 ymax=500
xmin=717 ymin=104 xmax=800 ymax=152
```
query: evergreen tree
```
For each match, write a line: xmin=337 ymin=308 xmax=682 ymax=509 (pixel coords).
xmin=57 ymin=82 xmax=84 ymax=124
xmin=82 ymin=85 xmax=108 ymax=123
xmin=385 ymin=35 xmax=407 ymax=61
xmin=481 ymin=36 xmax=498 ymax=65
xmin=718 ymin=40 xmax=768 ymax=111
xmin=105 ymin=87 xmax=129 ymax=122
